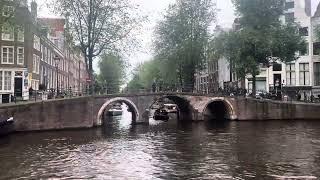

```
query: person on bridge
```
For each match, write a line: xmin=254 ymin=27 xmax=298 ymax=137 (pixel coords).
xmin=152 ymin=80 xmax=156 ymax=92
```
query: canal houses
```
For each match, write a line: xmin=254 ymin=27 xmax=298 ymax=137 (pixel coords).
xmin=0 ymin=0 xmax=88 ymax=104
xmin=196 ymin=0 xmax=320 ymax=99
xmin=244 ymin=0 xmax=320 ymax=99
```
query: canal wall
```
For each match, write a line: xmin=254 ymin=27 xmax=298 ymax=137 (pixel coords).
xmin=234 ymin=98 xmax=320 ymax=120
xmin=0 ymin=97 xmax=94 ymax=131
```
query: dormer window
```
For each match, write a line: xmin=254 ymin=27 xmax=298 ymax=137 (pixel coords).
xmin=2 ymin=6 xmax=14 ymax=17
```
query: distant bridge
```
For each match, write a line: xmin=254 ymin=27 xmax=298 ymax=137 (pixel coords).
xmin=1 ymin=92 xmax=320 ymax=131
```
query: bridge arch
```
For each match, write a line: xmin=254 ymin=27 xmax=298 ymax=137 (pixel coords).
xmin=97 ymin=97 xmax=139 ymax=125
xmin=151 ymin=95 xmax=193 ymax=120
xmin=203 ymin=98 xmax=237 ymax=121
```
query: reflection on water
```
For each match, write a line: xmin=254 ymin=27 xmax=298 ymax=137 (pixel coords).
xmin=0 ymin=108 xmax=320 ymax=179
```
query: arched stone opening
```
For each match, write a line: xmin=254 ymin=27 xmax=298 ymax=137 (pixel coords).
xmin=97 ymin=98 xmax=139 ymax=125
xmin=150 ymin=95 xmax=192 ymax=120
xmin=203 ymin=98 xmax=236 ymax=121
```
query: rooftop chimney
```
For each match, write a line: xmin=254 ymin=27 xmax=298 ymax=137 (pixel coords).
xmin=305 ymin=0 xmax=311 ymax=17
xmin=31 ymin=1 xmax=37 ymax=19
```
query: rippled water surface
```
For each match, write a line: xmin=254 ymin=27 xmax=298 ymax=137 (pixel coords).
xmin=1 ymin=110 xmax=320 ymax=179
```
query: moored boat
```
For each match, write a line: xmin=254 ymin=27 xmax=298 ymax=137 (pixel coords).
xmin=153 ymin=109 xmax=169 ymax=121
xmin=107 ymin=104 xmax=123 ymax=116
xmin=0 ymin=117 xmax=14 ymax=137
xmin=163 ymin=104 xmax=178 ymax=113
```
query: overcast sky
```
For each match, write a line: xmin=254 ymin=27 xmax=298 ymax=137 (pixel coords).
xmin=35 ymin=0 xmax=320 ymax=71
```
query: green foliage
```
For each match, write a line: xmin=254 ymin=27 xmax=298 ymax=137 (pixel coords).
xmin=52 ymin=0 xmax=142 ymax=94
xmin=154 ymin=0 xmax=215 ymax=91
xmin=97 ymin=54 xmax=126 ymax=94
xmin=213 ymin=0 xmax=305 ymax=94
xmin=127 ymin=58 xmax=178 ymax=91
xmin=0 ymin=0 xmax=21 ymax=26
xmin=232 ymin=0 xmax=285 ymax=29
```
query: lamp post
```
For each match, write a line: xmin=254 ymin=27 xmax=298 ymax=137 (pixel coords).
xmin=54 ymin=55 xmax=60 ymax=97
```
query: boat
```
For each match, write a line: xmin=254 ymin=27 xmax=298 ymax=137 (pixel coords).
xmin=0 ymin=117 xmax=14 ymax=136
xmin=107 ymin=104 xmax=123 ymax=116
xmin=153 ymin=109 xmax=169 ymax=121
xmin=163 ymin=104 xmax=178 ymax=113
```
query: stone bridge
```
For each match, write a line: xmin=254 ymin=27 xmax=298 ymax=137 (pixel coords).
xmin=93 ymin=92 xmax=238 ymax=125
xmin=1 ymin=92 xmax=320 ymax=132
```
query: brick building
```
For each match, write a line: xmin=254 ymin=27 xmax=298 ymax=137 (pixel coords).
xmin=0 ymin=0 xmax=88 ymax=103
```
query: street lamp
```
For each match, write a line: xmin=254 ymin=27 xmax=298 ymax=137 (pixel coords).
xmin=54 ymin=55 xmax=60 ymax=97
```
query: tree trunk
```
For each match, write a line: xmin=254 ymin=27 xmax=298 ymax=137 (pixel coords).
xmin=89 ymin=56 xmax=94 ymax=95
xmin=252 ymin=74 xmax=256 ymax=97
xmin=178 ymin=64 xmax=183 ymax=92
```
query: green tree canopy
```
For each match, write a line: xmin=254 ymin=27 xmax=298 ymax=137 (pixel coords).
xmin=212 ymin=0 xmax=305 ymax=95
xmin=97 ymin=53 xmax=126 ymax=94
xmin=52 ymin=0 xmax=142 ymax=94
xmin=154 ymin=0 xmax=216 ymax=91
xmin=127 ymin=58 xmax=179 ymax=92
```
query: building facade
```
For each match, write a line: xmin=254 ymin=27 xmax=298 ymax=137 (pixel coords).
xmin=0 ymin=0 xmax=88 ymax=103
xmin=245 ymin=0 xmax=320 ymax=100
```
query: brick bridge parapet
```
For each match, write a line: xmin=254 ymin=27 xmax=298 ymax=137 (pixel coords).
xmin=1 ymin=93 xmax=320 ymax=132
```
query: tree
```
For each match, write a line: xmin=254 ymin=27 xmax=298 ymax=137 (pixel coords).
xmin=98 ymin=53 xmax=126 ymax=94
xmin=213 ymin=0 xmax=305 ymax=95
xmin=52 ymin=0 xmax=142 ymax=94
xmin=0 ymin=0 xmax=25 ymax=26
xmin=154 ymin=0 xmax=215 ymax=92
xmin=126 ymin=58 xmax=178 ymax=92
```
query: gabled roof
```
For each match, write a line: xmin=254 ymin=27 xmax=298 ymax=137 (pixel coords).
xmin=314 ymin=0 xmax=320 ymax=17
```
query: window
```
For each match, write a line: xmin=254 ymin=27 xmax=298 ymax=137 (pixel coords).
xmin=0 ymin=71 xmax=2 ymax=90
xmin=2 ymin=6 xmax=14 ymax=17
xmin=2 ymin=23 xmax=14 ymax=41
xmin=44 ymin=47 xmax=47 ymax=62
xmin=299 ymin=63 xmax=310 ymax=85
xmin=285 ymin=13 xmax=294 ymax=23
xmin=35 ymin=80 xmax=39 ymax=90
xmin=299 ymin=42 xmax=309 ymax=56
xmin=314 ymin=42 xmax=320 ymax=55
xmin=286 ymin=64 xmax=296 ymax=86
xmin=33 ymin=35 xmax=40 ymax=51
xmin=314 ymin=63 xmax=320 ymax=86
xmin=285 ymin=2 xmax=294 ymax=10
xmin=2 ymin=46 xmax=14 ymax=64
xmin=17 ymin=47 xmax=24 ymax=65
xmin=273 ymin=63 xmax=282 ymax=71
xmin=41 ymin=44 xmax=44 ymax=60
xmin=33 ymin=54 xmax=40 ymax=73
xmin=4 ymin=71 xmax=12 ymax=91
xmin=299 ymin=27 xmax=308 ymax=36
xmin=17 ymin=26 xmax=24 ymax=42
xmin=48 ymin=50 xmax=51 ymax=64
xmin=31 ymin=80 xmax=39 ymax=90
xmin=37 ymin=56 xmax=40 ymax=73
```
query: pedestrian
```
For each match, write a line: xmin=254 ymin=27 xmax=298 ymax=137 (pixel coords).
xmin=297 ymin=93 xmax=301 ymax=101
xmin=29 ymin=87 xmax=34 ymax=97
xmin=152 ymin=81 xmax=156 ymax=92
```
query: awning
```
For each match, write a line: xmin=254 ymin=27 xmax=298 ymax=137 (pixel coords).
xmin=247 ymin=77 xmax=266 ymax=81
xmin=282 ymin=86 xmax=313 ymax=91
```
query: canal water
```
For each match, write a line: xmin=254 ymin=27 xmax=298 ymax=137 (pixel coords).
xmin=0 ymin=109 xmax=320 ymax=179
